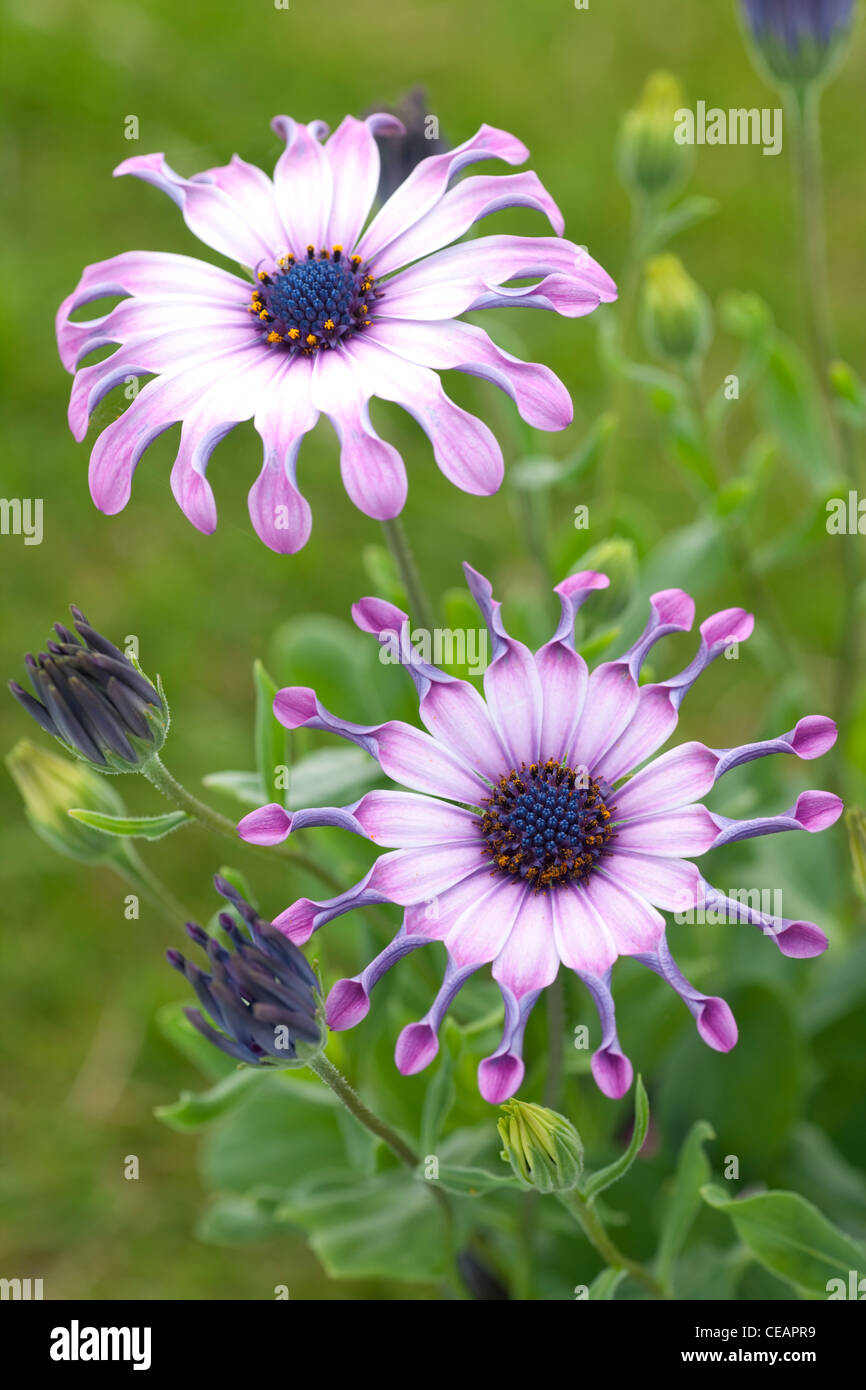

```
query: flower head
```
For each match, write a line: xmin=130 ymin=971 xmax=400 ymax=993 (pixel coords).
xmin=9 ymin=606 xmax=167 ymax=772
xmin=740 ymin=0 xmax=856 ymax=88
xmin=57 ymin=114 xmax=616 ymax=553
xmin=238 ymin=566 xmax=841 ymax=1103
xmin=167 ymin=876 xmax=323 ymax=1066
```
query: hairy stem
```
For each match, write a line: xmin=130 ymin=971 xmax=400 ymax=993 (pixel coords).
xmin=142 ymin=754 xmax=343 ymax=893
xmin=559 ymin=1189 xmax=667 ymax=1299
xmin=381 ymin=515 xmax=436 ymax=633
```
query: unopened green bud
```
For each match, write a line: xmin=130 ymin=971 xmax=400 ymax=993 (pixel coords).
xmin=6 ymin=738 xmax=128 ymax=863
xmin=498 ymin=1101 xmax=584 ymax=1194
xmin=571 ymin=537 xmax=637 ymax=624
xmin=617 ymin=72 xmax=691 ymax=201
xmin=641 ymin=254 xmax=713 ymax=366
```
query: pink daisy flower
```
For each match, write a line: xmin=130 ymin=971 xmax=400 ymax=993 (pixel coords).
xmin=56 ymin=115 xmax=616 ymax=552
xmin=238 ymin=566 xmax=842 ymax=1104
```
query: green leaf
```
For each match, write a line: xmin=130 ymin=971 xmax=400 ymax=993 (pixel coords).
xmin=287 ymin=746 xmax=381 ymax=809
xmin=755 ymin=336 xmax=834 ymax=481
xmin=195 ymin=1191 xmax=284 ymax=1247
xmin=656 ymin=1119 xmax=715 ymax=1289
xmin=200 ymin=1074 xmax=348 ymax=1194
xmin=701 ymin=1185 xmax=866 ymax=1298
xmin=253 ymin=659 xmax=285 ymax=805
xmin=587 ymin=1266 xmax=627 ymax=1300
xmin=660 ymin=986 xmax=804 ymax=1171
xmin=582 ymin=1076 xmax=649 ymax=1202
xmin=204 ymin=747 xmax=381 ymax=811
xmin=509 ymin=412 xmax=617 ymax=492
xmin=418 ymin=1163 xmax=518 ymax=1198
xmin=155 ymin=1000 xmax=237 ymax=1082
xmin=68 ymin=807 xmax=191 ymax=839
xmin=201 ymin=770 xmax=263 ymax=807
xmin=647 ymin=194 xmax=718 ymax=252
xmin=420 ymin=1051 xmax=456 ymax=1155
xmin=361 ymin=542 xmax=406 ymax=607
xmin=154 ymin=1066 xmax=268 ymax=1132
xmin=275 ymin=1170 xmax=447 ymax=1283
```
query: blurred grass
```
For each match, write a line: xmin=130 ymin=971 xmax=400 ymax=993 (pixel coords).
xmin=0 ymin=0 xmax=864 ymax=1298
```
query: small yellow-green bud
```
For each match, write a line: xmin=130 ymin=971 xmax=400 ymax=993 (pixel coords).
xmin=498 ymin=1101 xmax=584 ymax=1194
xmin=6 ymin=738 xmax=127 ymax=864
xmin=641 ymin=254 xmax=713 ymax=367
xmin=617 ymin=72 xmax=691 ymax=201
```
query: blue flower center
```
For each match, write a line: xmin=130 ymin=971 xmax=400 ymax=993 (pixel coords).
xmin=248 ymin=246 xmax=379 ymax=354
xmin=480 ymin=760 xmax=615 ymax=891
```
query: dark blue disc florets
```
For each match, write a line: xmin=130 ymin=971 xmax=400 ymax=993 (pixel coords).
xmin=480 ymin=760 xmax=616 ymax=891
xmin=248 ymin=246 xmax=380 ymax=354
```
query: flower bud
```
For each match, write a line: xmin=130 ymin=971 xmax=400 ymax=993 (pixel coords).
xmin=740 ymin=0 xmax=855 ymax=90
xmin=9 ymin=606 xmax=168 ymax=772
xmin=167 ymin=876 xmax=325 ymax=1068
xmin=6 ymin=738 xmax=128 ymax=863
xmin=368 ymin=87 xmax=447 ymax=205
xmin=498 ymin=1101 xmax=584 ymax=1194
xmin=641 ymin=254 xmax=713 ymax=367
xmin=617 ymin=72 xmax=692 ymax=201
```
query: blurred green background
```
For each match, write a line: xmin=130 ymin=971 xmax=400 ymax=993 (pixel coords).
xmin=1 ymin=0 xmax=864 ymax=1299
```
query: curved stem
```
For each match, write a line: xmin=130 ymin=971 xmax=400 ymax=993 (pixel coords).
xmin=597 ymin=193 xmax=650 ymax=519
xmin=381 ymin=516 xmax=436 ymax=633
xmin=142 ymin=754 xmax=343 ymax=893
xmin=308 ymin=1053 xmax=453 ymax=1224
xmin=559 ymin=1189 xmax=667 ymax=1299
xmin=118 ymin=848 xmax=192 ymax=931
xmin=790 ymin=82 xmax=860 ymax=795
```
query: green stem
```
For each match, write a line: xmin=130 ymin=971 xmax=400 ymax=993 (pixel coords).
xmin=381 ymin=516 xmax=436 ymax=633
xmin=142 ymin=754 xmax=342 ymax=893
xmin=791 ymin=85 xmax=837 ymax=388
xmin=559 ymin=1189 xmax=667 ymax=1299
xmin=117 ymin=848 xmax=191 ymax=930
xmin=308 ymin=1053 xmax=453 ymax=1224
xmin=597 ymin=193 xmax=650 ymax=519
xmin=790 ymin=82 xmax=860 ymax=794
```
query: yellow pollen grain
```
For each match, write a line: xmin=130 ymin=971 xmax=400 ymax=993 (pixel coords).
xmin=323 ymin=319 xmax=335 ymax=331
xmin=288 ymin=327 xmax=300 ymax=340
xmin=267 ymin=331 xmax=283 ymax=343
xmin=306 ymin=333 xmax=317 ymax=345
xmin=258 ymin=310 xmax=269 ymax=321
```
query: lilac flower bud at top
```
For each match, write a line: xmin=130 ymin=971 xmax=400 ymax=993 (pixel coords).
xmin=6 ymin=738 xmax=128 ymax=864
xmin=498 ymin=1101 xmax=584 ymax=1194
xmin=740 ymin=0 xmax=856 ymax=89
xmin=9 ymin=606 xmax=168 ymax=773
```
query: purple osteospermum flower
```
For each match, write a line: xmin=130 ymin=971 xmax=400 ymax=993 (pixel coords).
xmin=56 ymin=115 xmax=616 ymax=553
xmin=166 ymin=876 xmax=323 ymax=1065
xmin=740 ymin=0 xmax=855 ymax=84
xmin=238 ymin=566 xmax=842 ymax=1104
xmin=742 ymin=0 xmax=854 ymax=47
